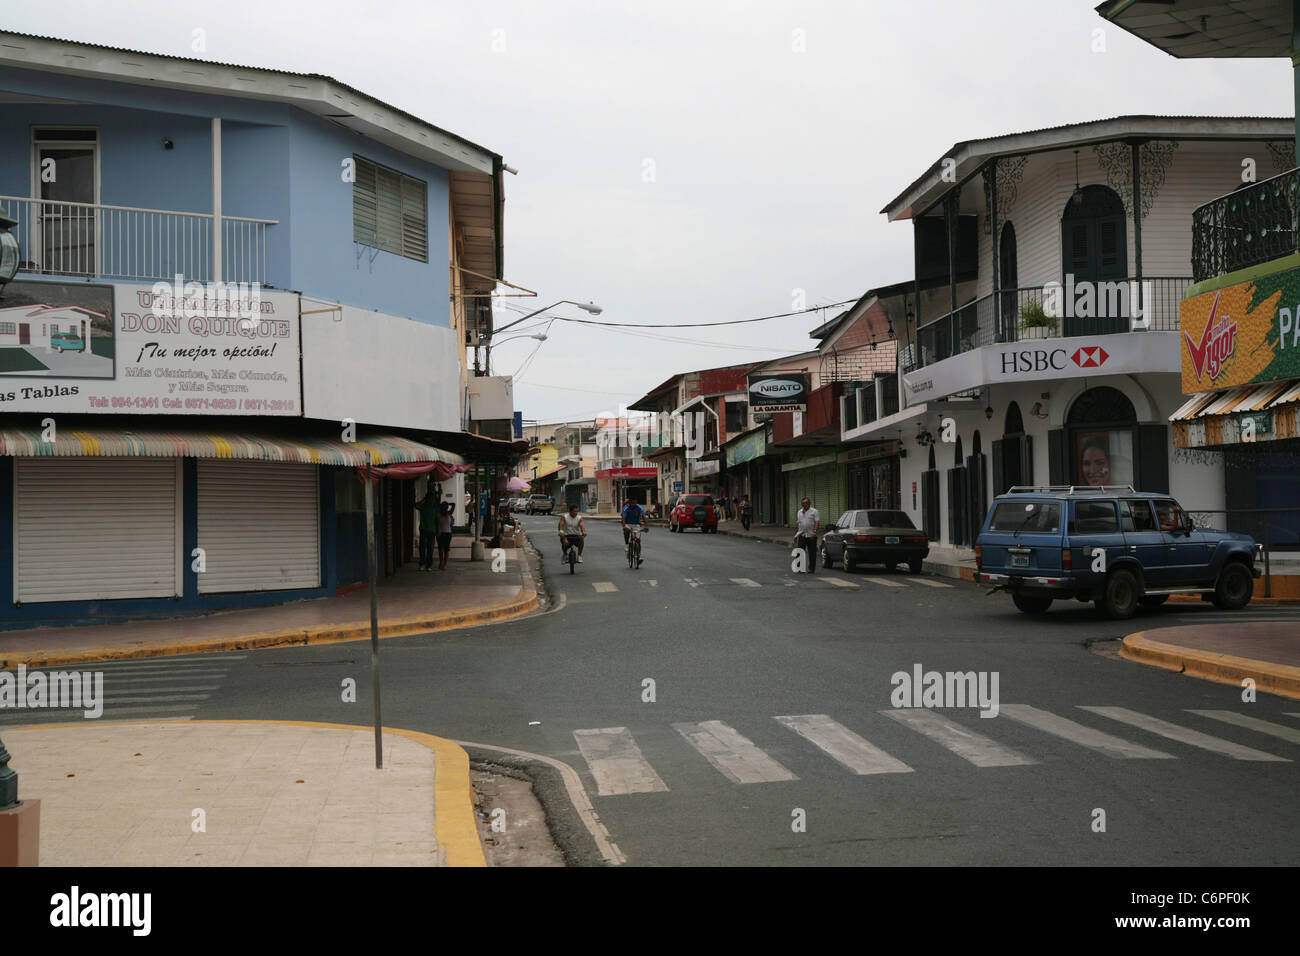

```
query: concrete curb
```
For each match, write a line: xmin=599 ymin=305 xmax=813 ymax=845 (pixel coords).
xmin=1 ymin=583 xmax=541 ymax=669
xmin=1120 ymin=630 xmax=1300 ymax=700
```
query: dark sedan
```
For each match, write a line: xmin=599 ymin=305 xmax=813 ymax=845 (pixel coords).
xmin=819 ymin=509 xmax=929 ymax=573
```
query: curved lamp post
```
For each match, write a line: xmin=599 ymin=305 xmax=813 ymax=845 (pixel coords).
xmin=485 ymin=299 xmax=600 ymax=373
xmin=0 ymin=214 xmax=19 ymax=809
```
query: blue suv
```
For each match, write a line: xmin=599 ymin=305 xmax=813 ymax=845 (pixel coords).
xmin=975 ymin=486 xmax=1262 ymax=619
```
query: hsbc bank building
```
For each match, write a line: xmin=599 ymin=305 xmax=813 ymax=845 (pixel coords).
xmin=838 ymin=116 xmax=1279 ymax=553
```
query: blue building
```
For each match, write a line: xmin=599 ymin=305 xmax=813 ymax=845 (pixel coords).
xmin=0 ymin=31 xmax=520 ymax=627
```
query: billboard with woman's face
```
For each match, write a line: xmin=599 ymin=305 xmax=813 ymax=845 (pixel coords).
xmin=1077 ymin=430 xmax=1133 ymax=487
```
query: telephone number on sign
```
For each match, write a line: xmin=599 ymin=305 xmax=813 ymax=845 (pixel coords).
xmin=184 ymin=398 xmax=239 ymax=410
xmin=111 ymin=397 xmax=161 ymax=409
xmin=241 ymin=399 xmax=295 ymax=411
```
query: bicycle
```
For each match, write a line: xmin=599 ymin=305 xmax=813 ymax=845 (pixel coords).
xmin=626 ymin=524 xmax=645 ymax=569
xmin=561 ymin=534 xmax=582 ymax=574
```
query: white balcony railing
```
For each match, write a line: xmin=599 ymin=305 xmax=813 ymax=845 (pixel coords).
xmin=0 ymin=195 xmax=277 ymax=285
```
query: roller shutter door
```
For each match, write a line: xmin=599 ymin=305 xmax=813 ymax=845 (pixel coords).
xmin=197 ymin=461 xmax=320 ymax=593
xmin=15 ymin=457 xmax=180 ymax=603
xmin=818 ymin=464 xmax=846 ymax=525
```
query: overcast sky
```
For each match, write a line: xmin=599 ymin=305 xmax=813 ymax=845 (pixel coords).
xmin=11 ymin=1 xmax=1294 ymax=423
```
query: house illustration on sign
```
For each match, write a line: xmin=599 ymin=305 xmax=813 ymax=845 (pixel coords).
xmin=0 ymin=303 xmax=102 ymax=353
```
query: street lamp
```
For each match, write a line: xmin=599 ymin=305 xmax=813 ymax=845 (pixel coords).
xmin=0 ymin=212 xmax=22 ymax=296
xmin=485 ymin=299 xmax=601 ymax=373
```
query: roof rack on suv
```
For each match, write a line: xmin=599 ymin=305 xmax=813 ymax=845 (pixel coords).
xmin=1005 ymin=485 xmax=1136 ymax=494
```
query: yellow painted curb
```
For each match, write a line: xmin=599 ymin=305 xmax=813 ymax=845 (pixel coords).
xmin=1 ymin=586 xmax=539 ymax=669
xmin=1121 ymin=630 xmax=1300 ymax=700
xmin=3 ymin=718 xmax=487 ymax=867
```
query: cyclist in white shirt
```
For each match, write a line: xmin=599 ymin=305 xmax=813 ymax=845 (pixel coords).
xmin=557 ymin=505 xmax=586 ymax=562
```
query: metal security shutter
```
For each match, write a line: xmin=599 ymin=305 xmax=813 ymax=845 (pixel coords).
xmin=197 ymin=461 xmax=319 ymax=593
xmin=819 ymin=464 xmax=846 ymax=526
xmin=15 ymin=457 xmax=180 ymax=603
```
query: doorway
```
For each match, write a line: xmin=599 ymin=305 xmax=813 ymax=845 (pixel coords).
xmin=1061 ymin=185 xmax=1127 ymax=336
xmin=33 ymin=128 xmax=99 ymax=276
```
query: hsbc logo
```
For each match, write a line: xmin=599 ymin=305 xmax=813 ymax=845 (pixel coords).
xmin=1071 ymin=346 xmax=1109 ymax=368
xmin=999 ymin=342 xmax=1115 ymax=376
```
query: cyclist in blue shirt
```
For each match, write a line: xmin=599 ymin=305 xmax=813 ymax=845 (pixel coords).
xmin=621 ymin=498 xmax=646 ymax=545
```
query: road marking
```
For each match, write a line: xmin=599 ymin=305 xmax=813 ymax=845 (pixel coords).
xmin=683 ymin=578 xmax=701 ymax=588
xmin=910 ymin=578 xmax=954 ymax=588
xmin=862 ymin=576 xmax=906 ymax=588
xmin=592 ymin=582 xmax=619 ymax=593
xmin=1080 ymin=706 xmax=1289 ymax=762
xmin=673 ymin=720 xmax=798 ymax=784
xmin=880 ymin=709 xmax=1036 ymax=767
xmin=999 ymin=704 xmax=1173 ymax=759
xmin=1188 ymin=711 xmax=1300 ymax=746
xmin=640 ymin=580 xmax=658 ymax=587
xmin=774 ymin=714 xmax=911 ymax=775
xmin=782 ymin=578 xmax=799 ymax=587
xmin=823 ymin=577 xmax=859 ymax=589
xmin=730 ymin=578 xmax=761 ymax=588
xmin=573 ymin=728 xmax=670 ymax=795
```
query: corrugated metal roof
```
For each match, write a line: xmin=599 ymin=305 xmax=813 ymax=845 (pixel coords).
xmin=1169 ymin=379 xmax=1300 ymax=420
xmin=0 ymin=30 xmax=500 ymax=167
xmin=0 ymin=427 xmax=466 ymax=466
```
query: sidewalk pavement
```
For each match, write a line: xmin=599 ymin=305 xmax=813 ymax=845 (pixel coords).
xmin=5 ymin=720 xmax=485 ymax=866
xmin=0 ymin=535 xmax=539 ymax=669
xmin=1122 ymin=624 xmax=1300 ymax=699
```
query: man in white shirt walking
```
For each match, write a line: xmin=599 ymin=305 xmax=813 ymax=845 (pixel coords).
xmin=794 ymin=497 xmax=820 ymax=574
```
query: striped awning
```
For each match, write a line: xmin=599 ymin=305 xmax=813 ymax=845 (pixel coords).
xmin=1169 ymin=379 xmax=1300 ymax=422
xmin=0 ymin=427 xmax=467 ymax=467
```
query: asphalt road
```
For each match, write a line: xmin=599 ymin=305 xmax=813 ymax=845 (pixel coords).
xmin=16 ymin=514 xmax=1300 ymax=866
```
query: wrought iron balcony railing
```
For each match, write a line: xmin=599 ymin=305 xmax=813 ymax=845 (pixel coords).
xmin=901 ymin=277 xmax=1190 ymax=374
xmin=0 ymin=195 xmax=278 ymax=285
xmin=1192 ymin=167 xmax=1300 ymax=283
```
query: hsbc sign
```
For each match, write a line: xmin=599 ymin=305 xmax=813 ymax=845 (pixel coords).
xmin=901 ymin=332 xmax=1178 ymax=407
xmin=999 ymin=344 xmax=1111 ymax=374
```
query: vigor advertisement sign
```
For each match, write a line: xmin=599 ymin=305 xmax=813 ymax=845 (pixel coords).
xmin=1180 ymin=268 xmax=1300 ymax=393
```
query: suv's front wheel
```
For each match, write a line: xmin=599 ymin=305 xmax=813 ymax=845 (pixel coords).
xmin=1097 ymin=568 xmax=1140 ymax=620
xmin=1212 ymin=562 xmax=1253 ymax=610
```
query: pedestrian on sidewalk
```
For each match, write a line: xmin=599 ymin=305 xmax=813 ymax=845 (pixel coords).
xmin=740 ymin=494 xmax=753 ymax=531
xmin=436 ymin=500 xmax=454 ymax=570
xmin=718 ymin=491 xmax=730 ymax=522
xmin=793 ymin=497 xmax=820 ymax=573
xmin=415 ymin=488 xmax=439 ymax=571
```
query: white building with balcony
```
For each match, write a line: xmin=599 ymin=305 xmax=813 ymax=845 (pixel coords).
xmin=841 ymin=116 xmax=1293 ymax=551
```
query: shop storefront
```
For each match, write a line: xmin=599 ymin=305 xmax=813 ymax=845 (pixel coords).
xmin=0 ymin=425 xmax=468 ymax=627
xmin=1172 ymin=267 xmax=1300 ymax=546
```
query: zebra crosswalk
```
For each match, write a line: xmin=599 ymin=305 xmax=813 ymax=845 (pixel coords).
xmin=571 ymin=706 xmax=1297 ymax=795
xmin=588 ymin=573 xmax=953 ymax=594
xmin=0 ymin=654 xmax=245 ymax=726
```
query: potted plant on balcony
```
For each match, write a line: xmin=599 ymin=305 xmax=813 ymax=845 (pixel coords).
xmin=1018 ymin=299 xmax=1057 ymax=340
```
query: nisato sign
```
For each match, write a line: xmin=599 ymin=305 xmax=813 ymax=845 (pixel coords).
xmin=748 ymin=373 xmax=809 ymax=411
xmin=1180 ymin=269 xmax=1300 ymax=393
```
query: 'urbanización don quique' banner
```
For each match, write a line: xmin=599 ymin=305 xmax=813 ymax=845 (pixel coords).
xmin=0 ymin=280 xmax=301 ymax=415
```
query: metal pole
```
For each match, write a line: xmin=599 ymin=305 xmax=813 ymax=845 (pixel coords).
xmin=0 ymin=735 xmax=18 ymax=810
xmin=364 ymin=452 xmax=383 ymax=769
xmin=1264 ymin=519 xmax=1272 ymax=598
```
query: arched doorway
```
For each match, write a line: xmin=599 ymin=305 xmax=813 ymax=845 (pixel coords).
xmin=992 ymin=401 xmax=1032 ymax=495
xmin=966 ymin=430 xmax=988 ymax=543
xmin=947 ymin=435 xmax=968 ymax=546
xmin=1061 ymin=185 xmax=1127 ymax=336
xmin=1066 ymin=386 xmax=1137 ymax=488
xmin=922 ymin=443 xmax=940 ymax=542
